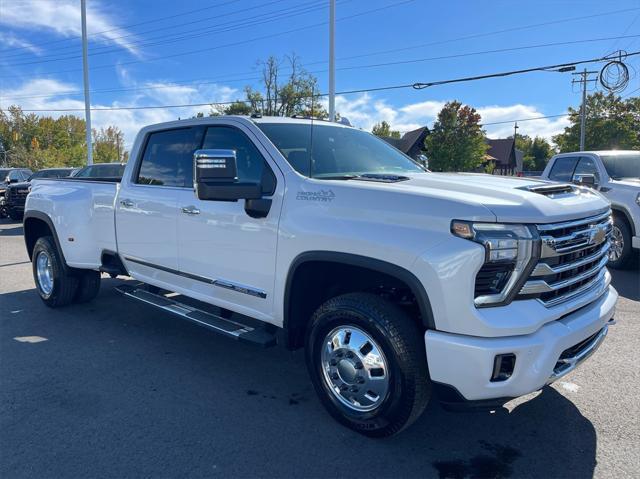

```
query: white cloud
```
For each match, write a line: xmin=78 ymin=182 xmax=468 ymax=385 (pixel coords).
xmin=1 ymin=76 xmax=570 ymax=151
xmin=0 ymin=79 xmax=240 ymax=149
xmin=478 ymin=104 xmax=570 ymax=140
xmin=0 ymin=32 xmax=41 ymax=54
xmin=331 ymin=94 xmax=568 ymax=143
xmin=0 ymin=0 xmax=139 ymax=54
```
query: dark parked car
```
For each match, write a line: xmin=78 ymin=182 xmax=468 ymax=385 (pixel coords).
xmin=72 ymin=162 xmax=126 ymax=180
xmin=4 ymin=168 xmax=75 ymax=220
xmin=0 ymin=168 xmax=33 ymax=219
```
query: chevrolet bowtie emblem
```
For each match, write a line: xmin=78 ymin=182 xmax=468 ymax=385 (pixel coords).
xmin=591 ymin=225 xmax=606 ymax=245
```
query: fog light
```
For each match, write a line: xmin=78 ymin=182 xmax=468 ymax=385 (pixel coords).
xmin=491 ymin=353 xmax=516 ymax=382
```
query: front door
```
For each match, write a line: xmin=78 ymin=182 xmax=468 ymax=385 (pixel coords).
xmin=176 ymin=123 xmax=283 ymax=322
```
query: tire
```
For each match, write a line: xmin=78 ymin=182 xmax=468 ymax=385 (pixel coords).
xmin=32 ymin=236 xmax=78 ymax=307
xmin=74 ymin=270 xmax=101 ymax=303
xmin=305 ymin=293 xmax=430 ymax=438
xmin=608 ymin=216 xmax=636 ymax=269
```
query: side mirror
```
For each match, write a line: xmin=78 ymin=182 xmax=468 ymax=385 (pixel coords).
xmin=572 ymin=173 xmax=597 ymax=188
xmin=194 ymin=149 xmax=261 ymax=201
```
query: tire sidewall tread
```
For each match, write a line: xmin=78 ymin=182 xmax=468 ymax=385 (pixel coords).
xmin=305 ymin=292 xmax=430 ymax=438
xmin=32 ymin=236 xmax=78 ymax=308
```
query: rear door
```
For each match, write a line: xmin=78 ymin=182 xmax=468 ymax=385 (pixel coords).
xmin=116 ymin=126 xmax=205 ymax=285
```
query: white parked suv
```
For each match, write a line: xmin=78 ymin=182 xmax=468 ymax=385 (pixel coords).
xmin=23 ymin=116 xmax=617 ymax=436
xmin=541 ymin=150 xmax=639 ymax=269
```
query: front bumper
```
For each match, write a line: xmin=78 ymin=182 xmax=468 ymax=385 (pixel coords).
xmin=425 ymin=285 xmax=617 ymax=401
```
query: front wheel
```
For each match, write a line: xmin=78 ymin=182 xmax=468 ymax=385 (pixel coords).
xmin=608 ymin=217 xmax=635 ymax=269
xmin=305 ymin=293 xmax=430 ymax=437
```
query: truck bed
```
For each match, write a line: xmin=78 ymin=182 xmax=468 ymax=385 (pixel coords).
xmin=26 ymin=178 xmax=119 ymax=269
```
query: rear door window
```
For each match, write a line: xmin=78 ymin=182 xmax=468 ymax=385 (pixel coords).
xmin=548 ymin=157 xmax=579 ymax=182
xmin=136 ymin=127 xmax=204 ymax=187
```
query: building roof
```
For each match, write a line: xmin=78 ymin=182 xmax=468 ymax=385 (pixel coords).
xmin=486 ymin=138 xmax=516 ymax=167
xmin=381 ymin=127 xmax=429 ymax=155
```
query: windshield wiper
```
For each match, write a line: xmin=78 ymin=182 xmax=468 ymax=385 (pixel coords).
xmin=314 ymin=174 xmax=360 ymax=180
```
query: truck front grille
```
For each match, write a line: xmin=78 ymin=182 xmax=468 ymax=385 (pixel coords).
xmin=8 ymin=187 xmax=29 ymax=203
xmin=518 ymin=210 xmax=612 ymax=307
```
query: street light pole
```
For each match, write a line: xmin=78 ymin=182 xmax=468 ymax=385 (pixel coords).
xmin=81 ymin=0 xmax=93 ymax=165
xmin=328 ymin=0 xmax=335 ymax=122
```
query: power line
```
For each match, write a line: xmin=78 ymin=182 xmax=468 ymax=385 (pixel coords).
xmin=1 ymin=0 xmax=319 ymax=64
xmin=4 ymin=34 xmax=638 ymax=102
xmin=14 ymin=50 xmax=639 ymax=112
xmin=1 ymin=2 xmax=633 ymax=79
xmin=0 ymin=0 xmax=243 ymax=55
xmin=0 ymin=0 xmax=412 ymax=78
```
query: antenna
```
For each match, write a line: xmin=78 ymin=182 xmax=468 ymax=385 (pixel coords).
xmin=309 ymin=87 xmax=315 ymax=178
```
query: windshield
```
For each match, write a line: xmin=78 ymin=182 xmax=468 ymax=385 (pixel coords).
xmin=257 ymin=123 xmax=425 ymax=178
xmin=30 ymin=169 xmax=72 ymax=180
xmin=0 ymin=169 xmax=9 ymax=182
xmin=600 ymin=154 xmax=640 ymax=179
xmin=74 ymin=164 xmax=125 ymax=178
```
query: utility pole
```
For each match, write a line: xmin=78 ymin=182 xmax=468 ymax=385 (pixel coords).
xmin=328 ymin=0 xmax=336 ymax=122
xmin=572 ymin=68 xmax=597 ymax=151
xmin=81 ymin=0 xmax=93 ymax=165
xmin=513 ymin=121 xmax=519 ymax=175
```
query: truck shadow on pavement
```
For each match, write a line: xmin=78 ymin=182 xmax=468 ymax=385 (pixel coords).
xmin=610 ymin=268 xmax=640 ymax=302
xmin=0 ymin=279 xmax=597 ymax=479
xmin=0 ymin=223 xmax=24 ymax=237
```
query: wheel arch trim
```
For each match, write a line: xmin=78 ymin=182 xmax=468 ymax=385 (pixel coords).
xmin=283 ymin=251 xmax=436 ymax=333
xmin=611 ymin=204 xmax=635 ymax=236
xmin=23 ymin=210 xmax=68 ymax=268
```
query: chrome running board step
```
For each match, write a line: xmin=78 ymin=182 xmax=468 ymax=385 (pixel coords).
xmin=115 ymin=284 xmax=277 ymax=347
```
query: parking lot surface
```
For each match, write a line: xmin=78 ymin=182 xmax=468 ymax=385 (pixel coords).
xmin=1 ymin=219 xmax=639 ymax=478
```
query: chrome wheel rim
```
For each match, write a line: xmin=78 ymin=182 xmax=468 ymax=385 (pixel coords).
xmin=36 ymin=250 xmax=54 ymax=296
xmin=320 ymin=326 xmax=389 ymax=413
xmin=609 ymin=226 xmax=624 ymax=262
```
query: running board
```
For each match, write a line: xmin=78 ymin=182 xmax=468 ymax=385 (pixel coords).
xmin=115 ymin=284 xmax=277 ymax=347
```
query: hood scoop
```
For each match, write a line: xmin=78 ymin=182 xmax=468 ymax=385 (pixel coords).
xmin=354 ymin=173 xmax=410 ymax=183
xmin=521 ymin=183 xmax=577 ymax=198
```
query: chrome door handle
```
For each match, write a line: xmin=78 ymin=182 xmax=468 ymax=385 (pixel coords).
xmin=120 ymin=199 xmax=134 ymax=208
xmin=181 ymin=206 xmax=200 ymax=215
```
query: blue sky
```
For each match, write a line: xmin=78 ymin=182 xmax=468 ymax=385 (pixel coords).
xmin=1 ymin=0 xmax=639 ymax=148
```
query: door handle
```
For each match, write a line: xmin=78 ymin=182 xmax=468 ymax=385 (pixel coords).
xmin=120 ymin=199 xmax=134 ymax=208
xmin=181 ymin=206 xmax=201 ymax=215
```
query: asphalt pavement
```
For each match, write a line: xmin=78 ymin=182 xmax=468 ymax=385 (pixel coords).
xmin=1 ymin=219 xmax=638 ymax=478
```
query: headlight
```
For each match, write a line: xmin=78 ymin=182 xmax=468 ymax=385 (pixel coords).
xmin=451 ymin=221 xmax=539 ymax=307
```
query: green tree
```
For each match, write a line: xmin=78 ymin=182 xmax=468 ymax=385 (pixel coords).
xmin=553 ymin=92 xmax=640 ymax=152
xmin=209 ymin=100 xmax=253 ymax=116
xmin=514 ymin=134 xmax=553 ymax=171
xmin=243 ymin=54 xmax=327 ymax=117
xmin=0 ymin=106 xmax=126 ymax=168
xmin=93 ymin=126 xmax=125 ymax=164
xmin=371 ymin=121 xmax=401 ymax=138
xmin=425 ymin=101 xmax=487 ymax=172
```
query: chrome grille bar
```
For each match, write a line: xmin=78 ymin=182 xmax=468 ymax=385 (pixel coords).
xmin=531 ymin=242 xmax=610 ymax=276
xmin=536 ymin=210 xmax=610 ymax=232
xmin=517 ymin=210 xmax=612 ymax=308
xmin=520 ymin=254 xmax=609 ymax=294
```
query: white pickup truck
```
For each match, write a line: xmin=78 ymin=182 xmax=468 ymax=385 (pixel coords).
xmin=24 ymin=116 xmax=617 ymax=437
xmin=541 ymin=150 xmax=639 ymax=269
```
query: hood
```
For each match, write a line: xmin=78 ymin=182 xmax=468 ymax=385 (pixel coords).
xmin=7 ymin=181 xmax=30 ymax=190
xmin=359 ymin=172 xmax=610 ymax=223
